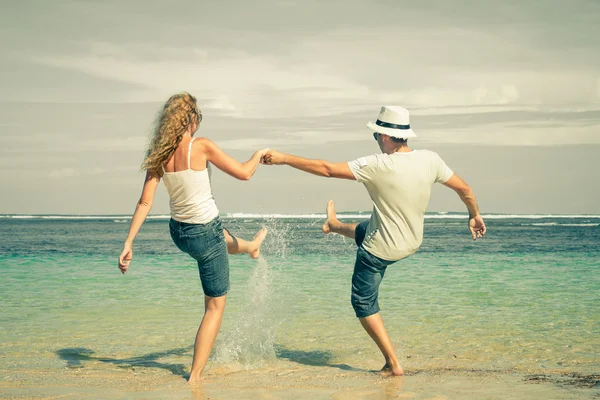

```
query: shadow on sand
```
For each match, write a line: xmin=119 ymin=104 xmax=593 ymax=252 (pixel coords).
xmin=57 ymin=347 xmax=192 ymax=379
xmin=275 ymin=345 xmax=369 ymax=373
xmin=57 ymin=344 xmax=373 ymax=379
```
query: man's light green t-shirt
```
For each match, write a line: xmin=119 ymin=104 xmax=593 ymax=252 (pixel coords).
xmin=348 ymin=150 xmax=453 ymax=261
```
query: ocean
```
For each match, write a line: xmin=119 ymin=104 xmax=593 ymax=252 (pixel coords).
xmin=1 ymin=213 xmax=599 ymax=399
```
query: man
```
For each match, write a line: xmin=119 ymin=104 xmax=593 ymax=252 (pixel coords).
xmin=262 ymin=106 xmax=486 ymax=376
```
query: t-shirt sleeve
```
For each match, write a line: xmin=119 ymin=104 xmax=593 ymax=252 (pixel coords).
xmin=433 ymin=153 xmax=454 ymax=183
xmin=347 ymin=154 xmax=380 ymax=183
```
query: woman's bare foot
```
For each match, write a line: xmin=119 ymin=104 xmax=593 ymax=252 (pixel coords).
xmin=322 ymin=200 xmax=339 ymax=234
xmin=188 ymin=373 xmax=204 ymax=385
xmin=190 ymin=383 xmax=207 ymax=400
xmin=379 ymin=362 xmax=404 ymax=377
xmin=249 ymin=227 xmax=268 ymax=259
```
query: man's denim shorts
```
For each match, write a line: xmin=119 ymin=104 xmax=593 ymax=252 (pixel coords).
xmin=169 ymin=216 xmax=229 ymax=298
xmin=351 ymin=221 xmax=397 ymax=318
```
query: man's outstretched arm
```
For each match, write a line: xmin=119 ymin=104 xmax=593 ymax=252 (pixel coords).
xmin=262 ymin=150 xmax=356 ymax=180
xmin=443 ymin=174 xmax=487 ymax=240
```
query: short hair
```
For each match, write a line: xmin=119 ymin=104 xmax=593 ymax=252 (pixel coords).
xmin=389 ymin=136 xmax=408 ymax=144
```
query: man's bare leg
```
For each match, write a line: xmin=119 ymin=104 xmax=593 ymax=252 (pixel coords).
xmin=359 ymin=313 xmax=404 ymax=376
xmin=322 ymin=200 xmax=358 ymax=239
xmin=188 ymin=295 xmax=227 ymax=384
xmin=323 ymin=201 xmax=401 ymax=375
xmin=223 ymin=227 xmax=267 ymax=259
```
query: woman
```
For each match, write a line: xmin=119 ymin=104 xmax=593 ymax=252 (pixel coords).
xmin=117 ymin=92 xmax=268 ymax=383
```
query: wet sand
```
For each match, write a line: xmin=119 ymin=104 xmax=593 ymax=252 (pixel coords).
xmin=2 ymin=361 xmax=598 ymax=400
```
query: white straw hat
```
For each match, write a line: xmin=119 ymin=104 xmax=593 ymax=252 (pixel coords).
xmin=366 ymin=106 xmax=416 ymax=139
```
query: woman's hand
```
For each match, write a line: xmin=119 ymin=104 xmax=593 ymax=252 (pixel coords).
xmin=118 ymin=244 xmax=133 ymax=274
xmin=256 ymin=148 xmax=270 ymax=162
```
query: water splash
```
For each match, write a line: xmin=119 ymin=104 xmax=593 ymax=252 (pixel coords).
xmin=213 ymin=217 xmax=291 ymax=367
xmin=260 ymin=215 xmax=294 ymax=261
xmin=214 ymin=257 xmax=276 ymax=366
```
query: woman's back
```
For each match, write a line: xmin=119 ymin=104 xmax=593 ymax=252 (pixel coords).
xmin=119 ymin=91 xmax=271 ymax=383
xmin=162 ymin=137 xmax=219 ymax=224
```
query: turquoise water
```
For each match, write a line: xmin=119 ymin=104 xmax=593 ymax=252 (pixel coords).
xmin=1 ymin=214 xmax=599 ymax=388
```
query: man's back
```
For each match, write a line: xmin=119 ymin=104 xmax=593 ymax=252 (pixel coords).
xmin=259 ymin=104 xmax=486 ymax=377
xmin=348 ymin=149 xmax=453 ymax=261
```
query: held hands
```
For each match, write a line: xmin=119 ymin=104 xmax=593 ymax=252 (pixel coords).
xmin=261 ymin=149 xmax=286 ymax=165
xmin=255 ymin=148 xmax=270 ymax=160
xmin=469 ymin=215 xmax=487 ymax=240
xmin=118 ymin=244 xmax=133 ymax=274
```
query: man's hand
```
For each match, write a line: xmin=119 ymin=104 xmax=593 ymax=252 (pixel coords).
xmin=468 ymin=215 xmax=486 ymax=240
xmin=262 ymin=150 xmax=287 ymax=165
xmin=118 ymin=244 xmax=133 ymax=274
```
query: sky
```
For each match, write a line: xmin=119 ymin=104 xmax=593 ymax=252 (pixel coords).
xmin=1 ymin=0 xmax=599 ymax=215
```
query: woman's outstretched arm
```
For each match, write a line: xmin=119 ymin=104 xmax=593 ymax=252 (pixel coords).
xmin=118 ymin=170 xmax=161 ymax=273
xmin=200 ymin=138 xmax=268 ymax=181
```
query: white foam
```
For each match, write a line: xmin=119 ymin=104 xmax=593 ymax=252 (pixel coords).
xmin=531 ymin=223 xmax=599 ymax=227
xmin=1 ymin=213 xmax=599 ymax=221
xmin=0 ymin=214 xmax=171 ymax=220
xmin=225 ymin=213 xmax=600 ymax=220
xmin=473 ymin=214 xmax=600 ymax=220
xmin=226 ymin=213 xmax=366 ymax=219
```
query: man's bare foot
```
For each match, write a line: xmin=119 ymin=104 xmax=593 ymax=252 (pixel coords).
xmin=321 ymin=200 xmax=339 ymax=234
xmin=249 ymin=227 xmax=268 ymax=259
xmin=379 ymin=362 xmax=404 ymax=377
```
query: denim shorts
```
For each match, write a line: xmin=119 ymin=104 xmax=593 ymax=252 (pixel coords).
xmin=351 ymin=221 xmax=397 ymax=318
xmin=169 ymin=216 xmax=229 ymax=298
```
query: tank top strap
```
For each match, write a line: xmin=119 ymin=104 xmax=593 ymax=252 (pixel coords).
xmin=187 ymin=137 xmax=196 ymax=169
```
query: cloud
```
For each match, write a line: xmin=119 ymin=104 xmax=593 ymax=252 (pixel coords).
xmin=421 ymin=124 xmax=600 ymax=147
xmin=410 ymin=104 xmax=600 ymax=116
xmin=47 ymin=166 xmax=127 ymax=179
xmin=217 ymin=129 xmax=369 ymax=150
xmin=214 ymin=110 xmax=600 ymax=149
xmin=3 ymin=0 xmax=597 ymax=117
xmin=29 ymin=42 xmax=372 ymax=118
xmin=49 ymin=168 xmax=75 ymax=178
xmin=2 ymin=134 xmax=147 ymax=153
xmin=417 ymin=112 xmax=600 ymax=146
xmin=26 ymin=25 xmax=599 ymax=120
xmin=2 ymin=0 xmax=600 ymax=214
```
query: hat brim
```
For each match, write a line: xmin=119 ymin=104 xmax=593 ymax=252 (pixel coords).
xmin=367 ymin=121 xmax=416 ymax=139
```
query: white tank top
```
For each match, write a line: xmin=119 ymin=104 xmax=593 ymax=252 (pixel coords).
xmin=162 ymin=137 xmax=219 ymax=224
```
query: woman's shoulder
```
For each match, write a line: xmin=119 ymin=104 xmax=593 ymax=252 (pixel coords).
xmin=191 ymin=136 xmax=220 ymax=161
xmin=189 ymin=136 xmax=211 ymax=153
xmin=192 ymin=136 xmax=215 ymax=148
xmin=192 ymin=137 xmax=227 ymax=157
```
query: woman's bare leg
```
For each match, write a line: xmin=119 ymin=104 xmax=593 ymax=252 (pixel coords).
xmin=188 ymin=295 xmax=227 ymax=384
xmin=322 ymin=200 xmax=358 ymax=239
xmin=223 ymin=227 xmax=267 ymax=259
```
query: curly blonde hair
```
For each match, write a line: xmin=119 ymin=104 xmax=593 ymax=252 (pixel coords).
xmin=141 ymin=92 xmax=202 ymax=174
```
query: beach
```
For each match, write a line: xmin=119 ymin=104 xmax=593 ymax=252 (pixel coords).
xmin=1 ymin=214 xmax=599 ymax=399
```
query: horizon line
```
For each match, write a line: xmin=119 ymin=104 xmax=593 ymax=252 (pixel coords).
xmin=2 ymin=212 xmax=600 ymax=220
